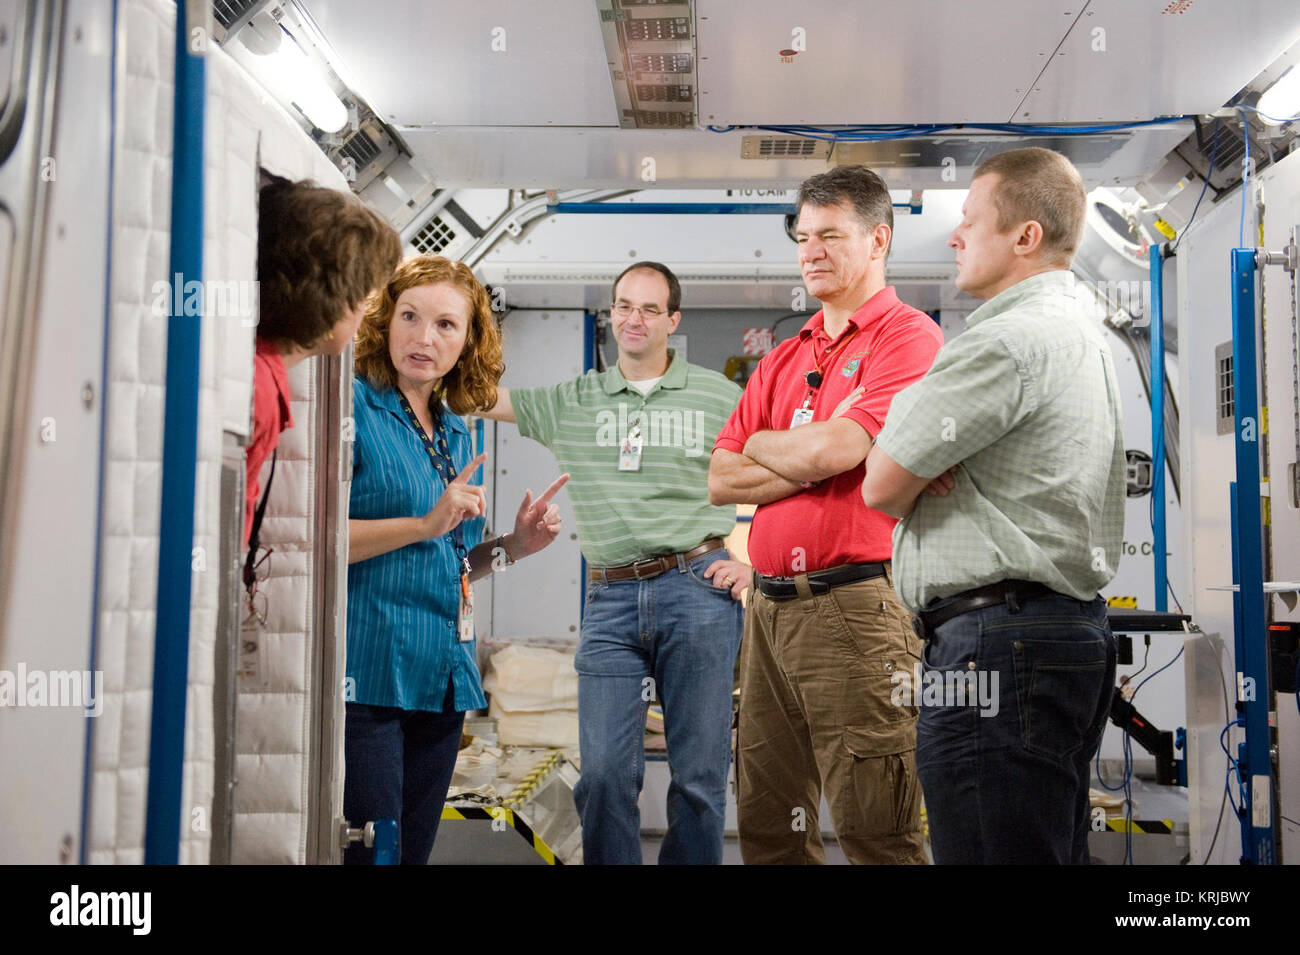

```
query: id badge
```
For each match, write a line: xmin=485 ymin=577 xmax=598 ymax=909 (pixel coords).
xmin=238 ymin=605 xmax=269 ymax=689
xmin=458 ymin=571 xmax=474 ymax=642
xmin=618 ymin=430 xmax=643 ymax=471
xmin=789 ymin=406 xmax=815 ymax=428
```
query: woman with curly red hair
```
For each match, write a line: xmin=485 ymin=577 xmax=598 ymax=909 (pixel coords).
xmin=344 ymin=255 xmax=568 ymax=864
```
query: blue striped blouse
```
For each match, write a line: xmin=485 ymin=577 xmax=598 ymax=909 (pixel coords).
xmin=346 ymin=375 xmax=486 ymax=713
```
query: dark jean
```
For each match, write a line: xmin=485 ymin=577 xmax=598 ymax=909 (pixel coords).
xmin=574 ymin=549 xmax=744 ymax=864
xmin=343 ymin=679 xmax=465 ymax=865
xmin=914 ymin=591 xmax=1115 ymax=864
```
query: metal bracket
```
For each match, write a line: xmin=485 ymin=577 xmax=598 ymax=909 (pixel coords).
xmin=339 ymin=819 xmax=375 ymax=849
xmin=1255 ymin=240 xmax=1297 ymax=273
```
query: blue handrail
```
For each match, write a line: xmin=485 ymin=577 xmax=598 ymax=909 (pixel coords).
xmin=1228 ymin=247 xmax=1275 ymax=864
xmin=144 ymin=0 xmax=205 ymax=864
xmin=371 ymin=819 xmax=398 ymax=865
xmin=1149 ymin=246 xmax=1167 ymax=612
xmin=550 ymin=202 xmax=920 ymax=215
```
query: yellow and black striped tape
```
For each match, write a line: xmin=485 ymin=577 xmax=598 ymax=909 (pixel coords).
xmin=1104 ymin=818 xmax=1174 ymax=834
xmin=504 ymin=752 xmax=562 ymax=807
xmin=440 ymin=805 xmax=562 ymax=865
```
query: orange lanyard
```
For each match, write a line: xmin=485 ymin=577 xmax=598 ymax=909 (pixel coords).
xmin=804 ymin=326 xmax=860 ymax=394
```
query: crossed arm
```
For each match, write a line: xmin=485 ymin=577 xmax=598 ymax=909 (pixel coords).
xmin=709 ymin=387 xmax=873 ymax=505
xmin=709 ymin=419 xmax=876 ymax=504
xmin=859 ymin=445 xmax=951 ymax=519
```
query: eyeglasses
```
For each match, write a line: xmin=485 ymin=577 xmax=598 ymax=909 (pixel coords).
xmin=612 ymin=303 xmax=666 ymax=319
xmin=242 ymin=546 xmax=274 ymax=627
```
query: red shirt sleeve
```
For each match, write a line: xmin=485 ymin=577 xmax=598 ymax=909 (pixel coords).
xmin=840 ymin=316 xmax=943 ymax=438
xmin=714 ymin=346 xmax=781 ymax=454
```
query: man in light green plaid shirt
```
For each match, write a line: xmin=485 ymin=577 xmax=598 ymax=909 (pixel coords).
xmin=861 ymin=147 xmax=1125 ymax=864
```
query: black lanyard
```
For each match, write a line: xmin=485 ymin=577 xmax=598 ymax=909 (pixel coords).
xmin=398 ymin=394 xmax=469 ymax=564
xmin=243 ymin=450 xmax=276 ymax=590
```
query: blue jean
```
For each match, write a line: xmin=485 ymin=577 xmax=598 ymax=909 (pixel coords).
xmin=343 ymin=679 xmax=465 ymax=865
xmin=914 ymin=591 xmax=1115 ymax=864
xmin=574 ymin=549 xmax=744 ymax=864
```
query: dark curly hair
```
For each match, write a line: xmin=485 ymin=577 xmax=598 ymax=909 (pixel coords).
xmin=355 ymin=255 xmax=504 ymax=416
xmin=256 ymin=176 xmax=401 ymax=348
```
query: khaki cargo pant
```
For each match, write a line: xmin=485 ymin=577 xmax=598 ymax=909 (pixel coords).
xmin=736 ymin=565 xmax=927 ymax=864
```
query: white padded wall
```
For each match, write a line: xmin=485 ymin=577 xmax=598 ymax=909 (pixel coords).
xmin=90 ymin=0 xmax=346 ymax=864
xmin=217 ymin=38 xmax=350 ymax=866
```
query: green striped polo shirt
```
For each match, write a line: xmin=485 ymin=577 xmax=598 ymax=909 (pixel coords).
xmin=511 ymin=351 xmax=743 ymax=567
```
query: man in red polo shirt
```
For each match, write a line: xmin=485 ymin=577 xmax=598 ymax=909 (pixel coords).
xmin=709 ymin=165 xmax=943 ymax=864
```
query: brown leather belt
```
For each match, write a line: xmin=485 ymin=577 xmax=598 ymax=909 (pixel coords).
xmin=589 ymin=538 xmax=726 ymax=583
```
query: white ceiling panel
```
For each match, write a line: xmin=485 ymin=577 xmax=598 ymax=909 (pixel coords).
xmin=695 ymin=0 xmax=1078 ymax=125
xmin=401 ymin=123 xmax=1190 ymax=190
xmin=300 ymin=0 xmax=618 ymax=127
xmin=1016 ymin=0 xmax=1300 ymax=122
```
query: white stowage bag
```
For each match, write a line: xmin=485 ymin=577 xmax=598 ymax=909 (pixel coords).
xmin=485 ymin=703 xmax=580 ymax=749
xmin=482 ymin=645 xmax=579 ymax=747
xmin=482 ymin=644 xmax=579 ymax=712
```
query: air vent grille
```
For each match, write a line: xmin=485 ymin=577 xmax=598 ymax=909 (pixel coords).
xmin=764 ymin=139 xmax=817 ymax=158
xmin=412 ymin=216 xmax=457 ymax=255
xmin=740 ymin=136 xmax=831 ymax=160
xmin=339 ymin=129 xmax=381 ymax=169
xmin=212 ymin=0 xmax=262 ymax=29
xmin=1216 ymin=340 xmax=1235 ymax=435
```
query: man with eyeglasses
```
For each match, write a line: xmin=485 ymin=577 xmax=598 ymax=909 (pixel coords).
xmin=480 ymin=262 xmax=746 ymax=864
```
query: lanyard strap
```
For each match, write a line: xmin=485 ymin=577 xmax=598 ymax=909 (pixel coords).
xmin=398 ymin=394 xmax=468 ymax=562
xmin=243 ymin=449 xmax=276 ymax=590
xmin=803 ymin=326 xmax=861 ymax=396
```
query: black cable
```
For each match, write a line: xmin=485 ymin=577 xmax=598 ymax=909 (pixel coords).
xmin=1203 ymin=643 xmax=1233 ymax=864
xmin=1169 ymin=118 xmax=1220 ymax=254
xmin=1128 ymin=639 xmax=1152 ymax=685
xmin=771 ymin=311 xmax=808 ymax=342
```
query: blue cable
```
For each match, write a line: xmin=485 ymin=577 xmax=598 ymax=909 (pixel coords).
xmin=705 ymin=117 xmax=1192 ymax=144
xmin=1219 ymin=718 xmax=1248 ymax=816
xmin=1093 ymin=645 xmax=1185 ymax=863
xmin=1224 ymin=767 xmax=1241 ymax=816
xmin=1094 ymin=717 xmax=1134 ymax=862
xmin=1095 ymin=729 xmax=1131 ymax=792
xmin=1233 ymin=104 xmax=1300 ymax=125
xmin=1132 ymin=645 xmax=1184 ymax=700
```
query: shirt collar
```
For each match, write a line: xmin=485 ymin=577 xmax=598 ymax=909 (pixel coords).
xmin=601 ymin=348 xmax=687 ymax=396
xmin=799 ymin=286 xmax=902 ymax=344
xmin=364 ymin=376 xmax=470 ymax=434
xmin=965 ymin=270 xmax=1077 ymax=330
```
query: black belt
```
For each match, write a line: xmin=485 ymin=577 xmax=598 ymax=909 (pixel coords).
xmin=754 ymin=562 xmax=887 ymax=600
xmin=918 ymin=579 xmax=1063 ymax=632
